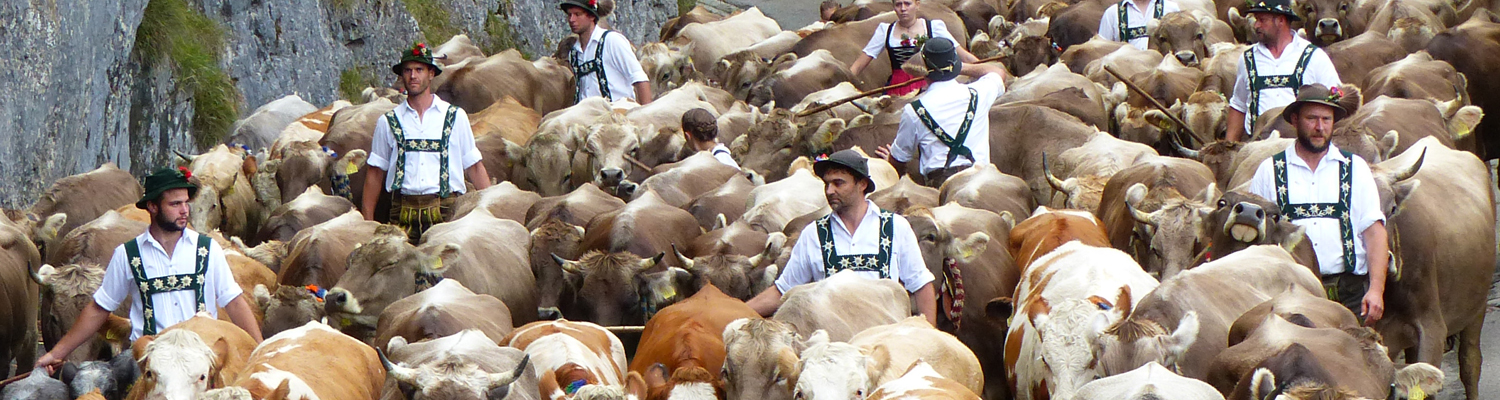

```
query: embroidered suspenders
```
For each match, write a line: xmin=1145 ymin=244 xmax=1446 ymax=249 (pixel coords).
xmin=1244 ymin=45 xmax=1317 ymax=129
xmin=1118 ymin=0 xmax=1165 ymax=41
xmin=572 ymin=30 xmax=615 ymax=102
xmin=910 ymin=88 xmax=979 ymax=169
xmin=125 ymin=235 xmax=212 ymax=335
xmin=1272 ymin=150 xmax=1356 ymax=272
xmin=384 ymin=105 xmax=459 ymax=198
xmin=815 ymin=211 xmax=896 ymax=279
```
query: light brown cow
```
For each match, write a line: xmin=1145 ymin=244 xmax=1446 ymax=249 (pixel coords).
xmin=224 ymin=321 xmax=385 ymax=400
xmin=275 ymin=210 xmax=378 ymax=288
xmin=661 ymin=5 xmax=727 ymax=41
xmin=325 ymin=209 xmax=536 ymax=342
xmin=631 ymin=152 xmax=741 ymax=208
xmin=937 ymin=163 xmax=1035 ymax=220
xmin=1000 ymin=63 xmax=1112 ymax=130
xmin=1047 ymin=132 xmax=1158 ymax=210
xmin=790 ymin=317 xmax=983 ymax=400
xmin=1151 ymin=10 xmax=1235 ymax=67
xmin=272 ymin=137 xmax=368 ymax=207
xmin=1325 ymin=31 xmax=1409 ymax=87
xmin=580 ymin=192 xmax=700 ymax=263
xmin=267 ymin=101 xmax=350 ymax=160
xmin=674 ymin=225 xmax=784 ymax=301
xmin=471 ymin=96 xmax=543 ymax=145
xmin=744 ymin=50 xmax=856 ymax=109
xmin=178 ymin=144 xmax=263 ymax=240
xmin=1074 ymin=362 xmax=1222 ymax=400
xmin=773 ymin=271 xmax=910 ymax=342
xmin=0 ymin=219 xmax=38 ymax=378
xmin=527 ymin=185 xmax=627 ymax=321
xmin=637 ymin=43 xmax=701 ymax=97
xmin=1113 ymin=57 xmax=1206 ymax=148
xmin=1336 ymin=95 xmax=1481 ymax=158
xmin=1095 ymin=156 xmax=1216 ymax=278
xmin=686 ymin=174 xmax=755 ymax=231
xmin=721 ymin=318 xmax=810 ymax=400
xmin=23 ymin=163 xmax=142 ymax=252
xmin=251 ymin=187 xmax=353 ymax=246
xmin=1084 ymin=44 xmax=1163 ymax=88
xmin=670 ymin=7 xmax=783 ymax=79
xmin=374 ymin=279 xmax=514 ymax=352
xmin=434 ymin=49 xmax=574 ymax=116
xmin=865 ymin=361 xmax=982 ymax=400
xmin=126 ymin=315 xmax=258 ymax=399
xmin=1059 ymin=36 xmax=1126 ymax=75
xmin=434 ymin=34 xmax=486 ymax=66
xmin=1226 ymin=290 xmax=1360 ymax=346
xmin=379 ymin=329 xmax=537 ymax=400
xmin=1210 ymin=313 xmax=1442 ymax=400
xmin=226 ymin=94 xmax=318 ymax=153
xmin=740 ymin=167 xmax=829 ymax=234
xmin=1226 ymin=343 xmax=1441 ymax=400
xmin=452 ymin=182 xmax=544 ymax=224
xmin=987 ymin=104 xmax=1102 ymax=206
xmin=869 ymin=176 xmax=940 ymax=215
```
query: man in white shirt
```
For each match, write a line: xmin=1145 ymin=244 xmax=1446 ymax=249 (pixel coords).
xmin=35 ymin=168 xmax=262 ymax=373
xmin=875 ymin=37 xmax=1008 ymax=187
xmin=561 ymin=0 xmax=653 ymax=104
xmin=1247 ymin=84 xmax=1388 ymax=324
xmin=1098 ymin=0 xmax=1181 ymax=50
xmin=745 ymin=150 xmax=938 ymax=326
xmin=1227 ymin=0 xmax=1341 ymax=141
xmin=361 ymin=43 xmax=491 ymax=243
xmin=681 ymin=108 xmax=739 ymax=169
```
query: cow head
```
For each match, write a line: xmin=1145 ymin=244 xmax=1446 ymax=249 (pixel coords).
xmin=1087 ymin=290 xmax=1200 ymax=377
xmin=1152 ymin=12 xmax=1213 ymax=67
xmin=1244 ymin=343 xmax=1369 ymax=400
xmin=1203 ymin=191 xmax=1310 ymax=265
xmin=381 ymin=341 xmax=531 ymax=400
xmin=715 ymin=52 xmax=793 ymax=101
xmin=254 ymin=284 xmax=324 ymax=338
xmin=131 ymin=329 xmax=224 ymax=399
xmin=520 ymin=129 xmax=579 ymax=197
xmin=1044 ymin=153 xmax=1111 ymax=210
xmin=639 ymin=43 xmax=698 ymax=96
xmin=738 ymin=109 xmax=851 ymax=182
xmin=1298 ymin=0 xmax=1357 ymax=45
xmin=531 ymin=220 xmax=586 ymax=320
xmin=788 ymin=333 xmax=872 ymax=400
xmin=180 ymin=145 xmax=264 ymax=239
xmin=36 ymin=263 xmax=107 ymax=362
xmin=326 ymin=225 xmax=452 ymax=340
xmin=576 ymin=116 xmax=647 ymax=191
xmin=1005 ymin=34 xmax=1061 ymax=76
xmin=673 ymin=234 xmax=784 ymax=300
xmin=722 ymin=319 xmax=805 ymax=400
xmin=553 ymin=250 xmax=683 ymax=326
xmin=640 ymin=364 xmax=724 ymax=400
xmin=1124 ymin=182 xmax=1218 ymax=279
xmin=275 ymin=141 xmax=368 ymax=205
xmin=903 ymin=208 xmax=993 ymax=291
xmin=59 ymin=349 xmax=138 ymax=400
xmin=3 ymin=210 xmax=66 ymax=253
xmin=1029 ymin=295 xmax=1119 ymax=400
xmin=1173 ymin=91 xmax=1230 ymax=145
xmin=1177 ymin=139 xmax=1241 ymax=186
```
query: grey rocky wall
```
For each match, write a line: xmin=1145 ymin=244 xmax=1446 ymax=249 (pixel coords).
xmin=0 ymin=0 xmax=677 ymax=208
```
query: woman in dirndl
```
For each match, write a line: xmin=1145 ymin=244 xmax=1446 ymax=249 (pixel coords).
xmin=849 ymin=0 xmax=978 ymax=96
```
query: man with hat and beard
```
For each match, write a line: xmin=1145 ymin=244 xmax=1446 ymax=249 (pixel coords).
xmin=560 ymin=0 xmax=653 ymax=104
xmin=745 ymin=149 xmax=938 ymax=326
xmin=875 ymin=37 xmax=1009 ymax=187
xmin=361 ymin=42 xmax=491 ymax=243
xmin=1247 ymin=84 xmax=1389 ymax=324
xmin=1226 ymin=0 xmax=1341 ymax=141
xmin=34 ymin=167 xmax=263 ymax=373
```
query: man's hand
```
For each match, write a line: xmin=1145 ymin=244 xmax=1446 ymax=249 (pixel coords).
xmin=34 ymin=351 xmax=63 ymax=374
xmin=1361 ymin=289 xmax=1385 ymax=325
xmin=873 ymin=144 xmax=893 ymax=162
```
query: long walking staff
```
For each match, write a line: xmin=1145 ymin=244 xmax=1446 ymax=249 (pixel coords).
xmin=796 ymin=54 xmax=1009 ymax=118
xmin=0 ymin=371 xmax=32 ymax=390
xmin=1101 ymin=65 xmax=1210 ymax=147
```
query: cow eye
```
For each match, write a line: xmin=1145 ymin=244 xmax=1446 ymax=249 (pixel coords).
xmin=794 ymin=390 xmax=805 ymax=400
xmin=1217 ymin=199 xmax=1227 ymax=207
xmin=199 ymin=374 xmax=206 ymax=382
xmin=721 ymin=366 xmax=730 ymax=378
xmin=921 ymin=233 xmax=937 ymax=242
xmin=1339 ymin=2 xmax=1349 ymax=12
xmin=1196 ymin=32 xmax=1204 ymax=40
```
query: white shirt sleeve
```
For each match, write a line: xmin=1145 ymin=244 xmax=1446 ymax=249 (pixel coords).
xmin=1099 ymin=4 xmax=1120 ymax=42
xmin=973 ymin=73 xmax=1007 ymax=102
xmin=863 ymin=23 xmax=890 ymax=59
xmin=209 ymin=241 xmax=243 ymax=308
xmin=1307 ymin=48 xmax=1343 ymax=89
xmin=1247 ymin=156 xmax=1277 ymax=202
xmin=92 ymin=245 xmax=133 ymax=312
xmin=608 ymin=33 xmax=650 ymax=86
xmin=890 ymin=105 xmax=921 ymax=163
xmin=1348 ymin=156 xmax=1386 ymax=234
xmin=891 ymin=216 xmax=935 ymax=293
xmin=774 ymin=223 xmax=822 ymax=294
xmin=1163 ymin=0 xmax=1181 ymax=13
xmin=452 ymin=109 xmax=483 ymax=169
xmin=1229 ymin=53 xmax=1251 ymax=113
xmin=930 ymin=20 xmax=957 ymax=43
xmin=367 ymin=112 xmax=395 ymax=170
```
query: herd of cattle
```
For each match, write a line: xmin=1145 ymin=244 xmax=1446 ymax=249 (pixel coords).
xmin=3 ymin=0 xmax=1500 ymax=398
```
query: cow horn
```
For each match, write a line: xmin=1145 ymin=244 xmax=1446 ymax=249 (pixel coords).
xmin=487 ymin=354 xmax=530 ymax=390
xmin=377 ymin=348 xmax=418 ymax=386
xmin=671 ymin=244 xmax=695 ymax=271
xmin=1391 ymin=148 xmax=1426 ymax=182
xmin=1171 ymin=135 xmax=1201 ymax=160
xmin=27 ymin=262 xmax=43 ymax=286
xmin=1125 ymin=184 xmax=1157 ymax=226
xmin=1042 ymin=153 xmax=1069 ymax=194
xmin=173 ymin=150 xmax=198 ymax=162
xmin=552 ymin=253 xmax=584 ymax=275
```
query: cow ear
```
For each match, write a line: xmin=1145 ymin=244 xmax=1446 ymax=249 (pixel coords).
xmin=1379 ymin=130 xmax=1401 ymax=161
xmin=267 ymin=378 xmax=294 ymax=400
xmin=1394 ymin=363 xmax=1444 ymax=399
xmin=132 ymin=335 xmax=156 ymax=363
xmin=1279 ymin=223 xmax=1307 ymax=255
xmin=1390 ymin=179 xmax=1421 ymax=218
xmin=805 ymin=330 xmax=830 ymax=349
xmin=627 ymin=370 xmax=651 ymax=400
xmin=1196 ymin=183 xmax=1219 ymax=204
xmin=775 ymin=346 xmax=801 ymax=389
xmin=985 ymin=297 xmax=1014 ymax=319
xmin=808 ymin=118 xmax=847 ymax=150
xmin=1160 ymin=311 xmax=1200 ymax=367
xmin=644 ymin=364 xmax=669 ymax=388
xmin=336 ymin=149 xmax=369 ymax=176
xmin=951 ymin=232 xmax=990 ymax=263
xmin=430 ymin=244 xmax=462 ymax=272
xmin=1250 ymin=368 xmax=1278 ymax=400
xmin=37 ymin=213 xmax=66 ymax=244
xmin=1446 ymin=103 xmax=1484 ymax=141
xmin=253 ymin=284 xmax=273 ymax=314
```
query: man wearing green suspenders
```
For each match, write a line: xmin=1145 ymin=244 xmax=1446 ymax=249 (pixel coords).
xmin=361 ymin=43 xmax=492 ymax=243
xmin=561 ymin=0 xmax=653 ymax=104
xmin=1247 ymin=85 xmax=1389 ymax=325
xmin=1097 ymin=0 xmax=1180 ymax=50
xmin=1226 ymin=0 xmax=1341 ymax=142
xmin=35 ymin=168 xmax=262 ymax=373
xmin=875 ymin=37 xmax=1008 ymax=188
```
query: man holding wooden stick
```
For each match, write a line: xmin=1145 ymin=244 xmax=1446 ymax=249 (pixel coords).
xmin=874 ymin=37 xmax=1009 ymax=187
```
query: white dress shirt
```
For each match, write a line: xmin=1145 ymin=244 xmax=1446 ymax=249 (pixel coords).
xmin=1098 ymin=0 xmax=1182 ymax=50
xmin=711 ymin=143 xmax=740 ymax=170
xmin=776 ymin=201 xmax=935 ymax=294
xmin=861 ymin=19 xmax=960 ymax=59
xmin=892 ymin=74 xmax=1005 ymax=175
xmin=1230 ymin=35 xmax=1342 ymax=133
xmin=573 ymin=27 xmax=650 ymax=102
xmin=94 ymin=229 xmax=243 ymax=341
xmin=1247 ymin=144 xmax=1384 ymax=275
xmin=367 ymin=96 xmax=484 ymax=196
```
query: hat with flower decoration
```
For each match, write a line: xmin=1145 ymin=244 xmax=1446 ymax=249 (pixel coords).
xmin=813 ymin=149 xmax=877 ymax=194
xmin=1245 ymin=0 xmax=1300 ymax=21
xmin=391 ymin=42 xmax=441 ymax=76
xmin=1282 ymin=84 xmax=1348 ymax=123
xmin=137 ymin=167 xmax=199 ymax=209
xmin=560 ymin=0 xmax=601 ymax=17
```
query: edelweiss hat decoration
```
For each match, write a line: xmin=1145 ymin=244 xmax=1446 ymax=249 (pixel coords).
xmin=1282 ymin=84 xmax=1348 ymax=123
xmin=1245 ymin=0 xmax=1300 ymax=21
xmin=392 ymin=42 xmax=441 ymax=76
xmin=922 ymin=37 xmax=963 ymax=82
xmin=137 ymin=167 xmax=199 ymax=209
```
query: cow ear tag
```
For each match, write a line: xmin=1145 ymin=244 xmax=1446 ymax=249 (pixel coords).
xmin=431 ymin=257 xmax=443 ymax=270
xmin=345 ymin=162 xmax=360 ymax=175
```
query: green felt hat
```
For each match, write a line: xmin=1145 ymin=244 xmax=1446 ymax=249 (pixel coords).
xmin=392 ymin=42 xmax=441 ymax=76
xmin=137 ymin=167 xmax=198 ymax=209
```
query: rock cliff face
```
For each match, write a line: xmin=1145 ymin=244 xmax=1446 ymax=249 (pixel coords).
xmin=0 ymin=0 xmax=677 ymax=207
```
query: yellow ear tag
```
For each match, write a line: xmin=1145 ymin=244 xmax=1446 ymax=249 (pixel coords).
xmin=432 ymin=257 xmax=443 ymax=270
xmin=345 ymin=162 xmax=359 ymax=175
xmin=1410 ymin=385 xmax=1426 ymax=400
xmin=660 ymin=285 xmax=676 ymax=300
xmin=341 ymin=317 xmax=351 ymax=327
xmin=960 ymin=248 xmax=976 ymax=260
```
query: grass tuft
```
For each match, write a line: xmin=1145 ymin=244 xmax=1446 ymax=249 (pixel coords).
xmin=136 ymin=0 xmax=241 ymax=147
xmin=678 ymin=0 xmax=696 ymax=15
xmin=402 ymin=0 xmax=459 ymax=46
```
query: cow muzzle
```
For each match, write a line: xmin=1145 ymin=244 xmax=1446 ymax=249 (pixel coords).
xmin=1315 ymin=18 xmax=1343 ymax=42
xmin=538 ymin=307 xmax=563 ymax=321
xmin=1174 ymin=51 xmax=1199 ymax=67
xmin=599 ymin=168 xmax=626 ymax=186
xmin=323 ymin=288 xmax=362 ymax=315
xmin=1224 ymin=202 xmax=1266 ymax=243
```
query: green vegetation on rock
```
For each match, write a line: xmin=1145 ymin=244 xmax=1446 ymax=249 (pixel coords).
xmin=338 ymin=68 xmax=376 ymax=104
xmin=679 ymin=0 xmax=697 ymax=15
xmin=136 ymin=0 xmax=240 ymax=147
xmin=402 ymin=0 xmax=459 ymax=46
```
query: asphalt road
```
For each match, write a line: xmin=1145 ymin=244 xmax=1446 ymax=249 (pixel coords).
xmin=722 ymin=0 xmax=821 ymax=29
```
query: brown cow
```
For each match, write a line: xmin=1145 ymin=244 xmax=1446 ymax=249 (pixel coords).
xmin=179 ymin=144 xmax=263 ymax=240
xmin=773 ymin=272 xmax=911 ymax=342
xmin=224 ymin=321 xmax=386 ymax=400
xmin=1227 ymin=290 xmax=1361 ymax=346
xmin=1426 ymin=11 xmax=1500 ymax=160
xmin=938 ymin=163 xmax=1036 ymax=220
xmin=1151 ymin=11 xmax=1235 ymax=67
xmin=630 ymin=152 xmax=741 ymax=208
xmin=661 ymin=5 xmax=726 ymax=41
xmin=741 ymin=167 xmax=830 ymax=234
xmin=1336 ymin=95 xmax=1481 ymax=158
xmin=1047 ymin=132 xmax=1158 ymax=210
xmin=869 ymin=176 xmax=940 ymax=215
xmin=1199 ymin=190 xmax=1318 ymax=271
xmin=1049 ymin=1 xmax=1109 ymax=53
xmin=552 ymin=250 xmax=683 ymax=328
xmin=374 ymin=279 xmax=514 ymax=352
xmin=23 ymin=164 xmax=142 ymax=252
xmin=637 ymin=43 xmax=701 ymax=98
xmin=1095 ymin=156 xmax=1215 ymax=278
xmin=452 ymin=182 xmax=544 ymax=224
xmin=251 ymin=187 xmax=353 ymax=246
xmin=252 ymin=284 xmax=324 ymax=339
xmin=1211 ymin=314 xmax=1442 ymax=400
xmin=433 ymin=34 xmax=485 ymax=66
xmin=1227 ymin=343 xmax=1442 ymax=400
xmin=1000 ymin=63 xmax=1112 ymax=130
xmin=267 ymin=100 xmax=349 ymax=160
xmin=572 ymin=114 xmax=650 ymax=193
xmin=0 ymin=219 xmax=39 ymax=378
xmin=1114 ymin=57 xmax=1207 ymax=149
xmin=527 ymin=185 xmax=628 ymax=321
xmin=579 ymin=192 xmax=700 ymax=262
xmin=670 ymin=7 xmax=783 ymax=80
xmin=1363 ymin=51 xmax=1468 ymax=103
xmin=674 ymin=226 xmax=784 ymax=301
xmin=434 ymin=49 xmax=574 ymax=116
xmin=686 ymin=174 xmax=754 ymax=231
xmin=273 ymin=136 xmax=369 ymax=207
xmin=988 ymin=104 xmax=1103 ymax=206
xmin=721 ymin=318 xmax=807 ymax=400
xmin=325 ymin=210 xmax=536 ymax=342
xmin=227 ymin=94 xmax=319 ymax=153
xmin=786 ymin=6 xmax=968 ymax=92
xmin=275 ymin=210 xmax=378 ymax=288
xmin=1324 ymin=31 xmax=1407 ymax=88
xmin=1059 ymin=36 xmax=1126 ymax=74
xmin=629 ymin=283 xmax=759 ymax=400
xmin=379 ymin=329 xmax=537 ymax=400
xmin=471 ymin=96 xmax=543 ymax=145
xmin=745 ymin=50 xmax=856 ymax=109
